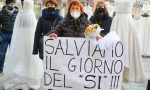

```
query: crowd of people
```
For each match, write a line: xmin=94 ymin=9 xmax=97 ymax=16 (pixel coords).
xmin=0 ymin=0 xmax=149 ymax=89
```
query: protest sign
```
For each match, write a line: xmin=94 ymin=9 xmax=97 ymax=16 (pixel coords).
xmin=43 ymin=37 xmax=125 ymax=90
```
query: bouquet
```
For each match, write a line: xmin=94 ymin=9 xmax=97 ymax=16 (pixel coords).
xmin=84 ymin=24 xmax=103 ymax=38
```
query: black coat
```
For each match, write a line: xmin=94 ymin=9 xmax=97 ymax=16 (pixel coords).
xmin=90 ymin=12 xmax=112 ymax=36
xmin=0 ymin=6 xmax=18 ymax=35
xmin=32 ymin=8 xmax=63 ymax=55
xmin=51 ymin=13 xmax=89 ymax=37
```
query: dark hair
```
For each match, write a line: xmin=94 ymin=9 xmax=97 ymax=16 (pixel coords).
xmin=45 ymin=0 xmax=58 ymax=7
xmin=5 ymin=0 xmax=14 ymax=4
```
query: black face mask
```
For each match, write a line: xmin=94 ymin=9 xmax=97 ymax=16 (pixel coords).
xmin=95 ymin=7 xmax=107 ymax=20
xmin=47 ymin=7 xmax=55 ymax=12
xmin=7 ymin=6 xmax=14 ymax=11
xmin=96 ymin=8 xmax=105 ymax=14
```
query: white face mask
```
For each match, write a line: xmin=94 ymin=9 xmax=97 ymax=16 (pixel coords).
xmin=70 ymin=11 xmax=81 ymax=19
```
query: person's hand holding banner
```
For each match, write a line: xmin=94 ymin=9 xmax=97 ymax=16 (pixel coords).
xmin=49 ymin=33 xmax=58 ymax=38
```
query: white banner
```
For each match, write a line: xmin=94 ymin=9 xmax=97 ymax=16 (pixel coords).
xmin=43 ymin=36 xmax=125 ymax=90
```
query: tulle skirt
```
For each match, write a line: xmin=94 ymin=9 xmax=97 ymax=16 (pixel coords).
xmin=110 ymin=13 xmax=145 ymax=82
xmin=3 ymin=11 xmax=43 ymax=90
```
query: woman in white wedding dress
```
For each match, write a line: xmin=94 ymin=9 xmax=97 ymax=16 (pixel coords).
xmin=110 ymin=0 xmax=145 ymax=82
xmin=3 ymin=0 xmax=43 ymax=89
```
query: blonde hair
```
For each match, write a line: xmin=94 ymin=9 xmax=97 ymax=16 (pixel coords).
xmin=93 ymin=0 xmax=108 ymax=14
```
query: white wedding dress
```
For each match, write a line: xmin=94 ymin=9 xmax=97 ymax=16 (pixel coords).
xmin=110 ymin=0 xmax=145 ymax=82
xmin=140 ymin=17 xmax=150 ymax=56
xmin=140 ymin=3 xmax=150 ymax=56
xmin=3 ymin=0 xmax=43 ymax=89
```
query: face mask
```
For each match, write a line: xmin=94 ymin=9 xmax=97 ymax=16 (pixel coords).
xmin=8 ymin=6 xmax=14 ymax=10
xmin=47 ymin=7 xmax=55 ymax=12
xmin=96 ymin=8 xmax=105 ymax=14
xmin=95 ymin=7 xmax=108 ymax=20
xmin=70 ymin=11 xmax=81 ymax=19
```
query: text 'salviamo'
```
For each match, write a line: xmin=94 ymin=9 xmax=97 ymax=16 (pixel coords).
xmin=43 ymin=37 xmax=125 ymax=90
